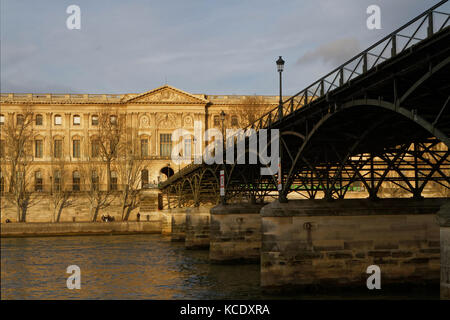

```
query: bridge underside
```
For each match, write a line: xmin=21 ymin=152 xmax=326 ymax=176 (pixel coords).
xmin=160 ymin=26 xmax=450 ymax=208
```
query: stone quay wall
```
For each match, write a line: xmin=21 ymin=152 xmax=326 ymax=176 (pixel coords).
xmin=260 ymin=198 xmax=444 ymax=290
xmin=1 ymin=221 xmax=162 ymax=237
xmin=209 ymin=203 xmax=265 ymax=263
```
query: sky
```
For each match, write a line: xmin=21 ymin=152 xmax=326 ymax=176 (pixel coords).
xmin=1 ymin=0 xmax=448 ymax=96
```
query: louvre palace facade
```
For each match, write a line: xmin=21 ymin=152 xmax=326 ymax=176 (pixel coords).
xmin=0 ymin=85 xmax=278 ymax=222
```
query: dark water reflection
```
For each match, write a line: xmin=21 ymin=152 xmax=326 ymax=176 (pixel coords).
xmin=1 ymin=235 xmax=438 ymax=300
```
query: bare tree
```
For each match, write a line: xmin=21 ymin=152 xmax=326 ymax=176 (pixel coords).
xmin=93 ymin=108 xmax=126 ymax=192
xmin=49 ymin=160 xmax=76 ymax=222
xmin=80 ymin=161 xmax=117 ymax=222
xmin=230 ymin=96 xmax=275 ymax=128
xmin=1 ymin=108 xmax=41 ymax=222
xmin=114 ymin=133 xmax=147 ymax=220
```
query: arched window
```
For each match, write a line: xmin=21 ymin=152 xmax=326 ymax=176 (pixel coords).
xmin=54 ymin=114 xmax=62 ymax=125
xmin=141 ymin=137 xmax=149 ymax=157
xmin=110 ymin=171 xmax=118 ymax=191
xmin=35 ymin=139 xmax=43 ymax=158
xmin=0 ymin=114 xmax=4 ymax=125
xmin=73 ymin=115 xmax=81 ymax=125
xmin=35 ymin=171 xmax=43 ymax=192
xmin=72 ymin=171 xmax=80 ymax=191
xmin=73 ymin=139 xmax=81 ymax=158
xmin=91 ymin=139 xmax=100 ymax=158
xmin=141 ymin=169 xmax=149 ymax=188
xmin=54 ymin=139 xmax=63 ymax=158
xmin=36 ymin=114 xmax=43 ymax=126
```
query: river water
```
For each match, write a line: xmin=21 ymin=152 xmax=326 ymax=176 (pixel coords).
xmin=0 ymin=234 xmax=438 ymax=300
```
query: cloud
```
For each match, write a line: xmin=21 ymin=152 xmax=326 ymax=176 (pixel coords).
xmin=296 ymin=38 xmax=361 ymax=67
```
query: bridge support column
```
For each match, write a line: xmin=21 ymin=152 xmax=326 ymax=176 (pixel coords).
xmin=170 ymin=208 xmax=188 ymax=242
xmin=185 ymin=205 xmax=213 ymax=249
xmin=260 ymin=198 xmax=443 ymax=291
xmin=438 ymin=201 xmax=450 ymax=300
xmin=210 ymin=203 xmax=265 ymax=264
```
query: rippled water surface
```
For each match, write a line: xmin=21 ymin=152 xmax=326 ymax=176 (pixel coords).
xmin=1 ymin=234 xmax=439 ymax=300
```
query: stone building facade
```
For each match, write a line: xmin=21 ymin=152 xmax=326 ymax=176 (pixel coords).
xmin=0 ymin=85 xmax=278 ymax=222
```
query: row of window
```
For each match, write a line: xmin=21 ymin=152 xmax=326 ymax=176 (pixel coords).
xmin=0 ymin=114 xmax=116 ymax=126
xmin=0 ymin=114 xmax=240 ymax=127
xmin=213 ymin=115 xmax=239 ymax=127
xmin=0 ymin=135 xmax=173 ymax=159
xmin=0 ymin=170 xmax=151 ymax=193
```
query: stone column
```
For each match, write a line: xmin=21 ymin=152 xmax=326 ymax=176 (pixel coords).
xmin=437 ymin=201 xmax=450 ymax=300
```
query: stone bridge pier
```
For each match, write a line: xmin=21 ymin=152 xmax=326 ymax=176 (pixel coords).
xmin=438 ymin=201 xmax=450 ymax=300
xmin=185 ymin=205 xmax=213 ymax=249
xmin=209 ymin=203 xmax=265 ymax=263
xmin=260 ymin=198 xmax=444 ymax=291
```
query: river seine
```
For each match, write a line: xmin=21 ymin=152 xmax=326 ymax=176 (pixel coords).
xmin=0 ymin=234 xmax=438 ymax=300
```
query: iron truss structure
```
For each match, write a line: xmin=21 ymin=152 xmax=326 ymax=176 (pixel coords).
xmin=160 ymin=1 xmax=450 ymax=207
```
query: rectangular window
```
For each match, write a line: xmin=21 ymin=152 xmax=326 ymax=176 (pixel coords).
xmin=73 ymin=115 xmax=81 ymax=125
xmin=54 ymin=139 xmax=62 ymax=158
xmin=54 ymin=171 xmax=61 ymax=192
xmin=141 ymin=139 xmax=149 ymax=157
xmin=213 ymin=115 xmax=220 ymax=126
xmin=0 ymin=171 xmax=4 ymax=193
xmin=73 ymin=171 xmax=80 ymax=191
xmin=111 ymin=172 xmax=118 ymax=191
xmin=160 ymin=134 xmax=172 ymax=157
xmin=35 ymin=140 xmax=43 ymax=158
xmin=0 ymin=114 xmax=4 ymax=125
xmin=35 ymin=171 xmax=43 ymax=192
xmin=184 ymin=138 xmax=191 ymax=160
xmin=91 ymin=115 xmax=98 ymax=126
xmin=54 ymin=115 xmax=62 ymax=125
xmin=91 ymin=171 xmax=99 ymax=191
xmin=17 ymin=115 xmax=24 ymax=125
xmin=0 ymin=140 xmax=4 ymax=158
xmin=36 ymin=114 xmax=43 ymax=126
xmin=73 ymin=140 xmax=81 ymax=158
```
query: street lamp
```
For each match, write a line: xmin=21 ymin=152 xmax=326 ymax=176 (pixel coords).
xmin=220 ymin=110 xmax=226 ymax=205
xmin=276 ymin=56 xmax=285 ymax=119
xmin=276 ymin=56 xmax=287 ymax=203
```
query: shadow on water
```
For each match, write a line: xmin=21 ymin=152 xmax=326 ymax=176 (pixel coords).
xmin=0 ymin=234 xmax=438 ymax=300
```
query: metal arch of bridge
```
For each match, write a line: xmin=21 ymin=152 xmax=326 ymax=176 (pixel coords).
xmin=160 ymin=1 xmax=450 ymax=206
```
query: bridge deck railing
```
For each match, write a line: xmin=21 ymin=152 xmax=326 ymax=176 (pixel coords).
xmin=244 ymin=0 xmax=450 ymax=132
xmin=159 ymin=1 xmax=450 ymax=190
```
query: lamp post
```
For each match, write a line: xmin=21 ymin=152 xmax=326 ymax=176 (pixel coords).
xmin=276 ymin=56 xmax=287 ymax=203
xmin=276 ymin=56 xmax=285 ymax=120
xmin=220 ymin=110 xmax=226 ymax=205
